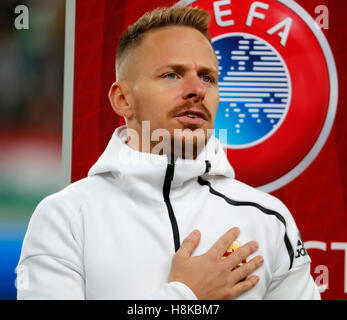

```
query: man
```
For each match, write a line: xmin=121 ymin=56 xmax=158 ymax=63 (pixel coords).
xmin=17 ymin=6 xmax=320 ymax=300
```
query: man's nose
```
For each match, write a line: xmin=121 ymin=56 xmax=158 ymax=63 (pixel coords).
xmin=183 ymin=75 xmax=206 ymax=102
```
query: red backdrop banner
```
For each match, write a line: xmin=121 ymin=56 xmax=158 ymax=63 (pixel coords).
xmin=70 ymin=0 xmax=347 ymax=299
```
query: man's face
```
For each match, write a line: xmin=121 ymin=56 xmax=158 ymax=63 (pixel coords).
xmin=123 ymin=26 xmax=220 ymax=156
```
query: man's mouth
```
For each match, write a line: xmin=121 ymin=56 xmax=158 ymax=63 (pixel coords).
xmin=175 ymin=109 xmax=207 ymax=125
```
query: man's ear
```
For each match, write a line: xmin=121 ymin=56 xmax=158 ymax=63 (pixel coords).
xmin=108 ymin=81 xmax=134 ymax=119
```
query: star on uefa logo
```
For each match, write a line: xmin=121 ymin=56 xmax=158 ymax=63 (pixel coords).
xmin=178 ymin=0 xmax=338 ymax=192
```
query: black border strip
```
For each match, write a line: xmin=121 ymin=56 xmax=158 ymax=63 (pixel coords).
xmin=198 ymin=176 xmax=294 ymax=269
xmin=163 ymin=157 xmax=180 ymax=252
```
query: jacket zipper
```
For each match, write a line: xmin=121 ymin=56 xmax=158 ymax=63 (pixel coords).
xmin=163 ymin=156 xmax=180 ymax=252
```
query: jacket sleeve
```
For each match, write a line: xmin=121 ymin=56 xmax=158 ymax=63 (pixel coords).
xmin=263 ymin=200 xmax=321 ymax=300
xmin=17 ymin=193 xmax=198 ymax=300
xmin=17 ymin=194 xmax=85 ymax=300
xmin=264 ymin=263 xmax=320 ymax=300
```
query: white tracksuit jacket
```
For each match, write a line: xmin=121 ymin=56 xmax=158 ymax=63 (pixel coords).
xmin=17 ymin=125 xmax=321 ymax=300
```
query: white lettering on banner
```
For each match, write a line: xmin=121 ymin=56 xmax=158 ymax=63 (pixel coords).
xmin=246 ymin=2 xmax=269 ymax=27
xmin=212 ymin=1 xmax=292 ymax=47
xmin=305 ymin=241 xmax=347 ymax=294
xmin=213 ymin=0 xmax=234 ymax=27
xmin=212 ymin=2 xmax=329 ymax=46
xmin=266 ymin=18 xmax=293 ymax=47
xmin=331 ymin=242 xmax=347 ymax=294
xmin=305 ymin=241 xmax=327 ymax=251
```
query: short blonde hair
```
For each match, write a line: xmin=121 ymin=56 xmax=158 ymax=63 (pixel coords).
xmin=115 ymin=6 xmax=211 ymax=79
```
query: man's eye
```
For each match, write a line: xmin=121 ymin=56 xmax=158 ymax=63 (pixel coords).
xmin=201 ymin=75 xmax=212 ymax=83
xmin=166 ymin=73 xmax=177 ymax=79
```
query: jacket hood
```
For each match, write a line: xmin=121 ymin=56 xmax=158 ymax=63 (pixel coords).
xmin=88 ymin=126 xmax=235 ymax=199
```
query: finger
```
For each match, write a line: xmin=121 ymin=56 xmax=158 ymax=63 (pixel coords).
xmin=230 ymin=255 xmax=264 ymax=284
xmin=209 ymin=227 xmax=240 ymax=258
xmin=226 ymin=241 xmax=259 ymax=268
xmin=177 ymin=230 xmax=201 ymax=259
xmin=227 ymin=275 xmax=259 ymax=299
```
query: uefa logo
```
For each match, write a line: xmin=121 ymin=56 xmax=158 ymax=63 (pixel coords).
xmin=212 ymin=32 xmax=291 ymax=148
xmin=178 ymin=0 xmax=338 ymax=192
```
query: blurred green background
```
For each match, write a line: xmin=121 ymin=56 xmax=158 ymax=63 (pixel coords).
xmin=0 ymin=0 xmax=65 ymax=299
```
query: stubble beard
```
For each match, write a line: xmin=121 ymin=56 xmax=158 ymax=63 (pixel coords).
xmin=126 ymin=120 xmax=212 ymax=160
